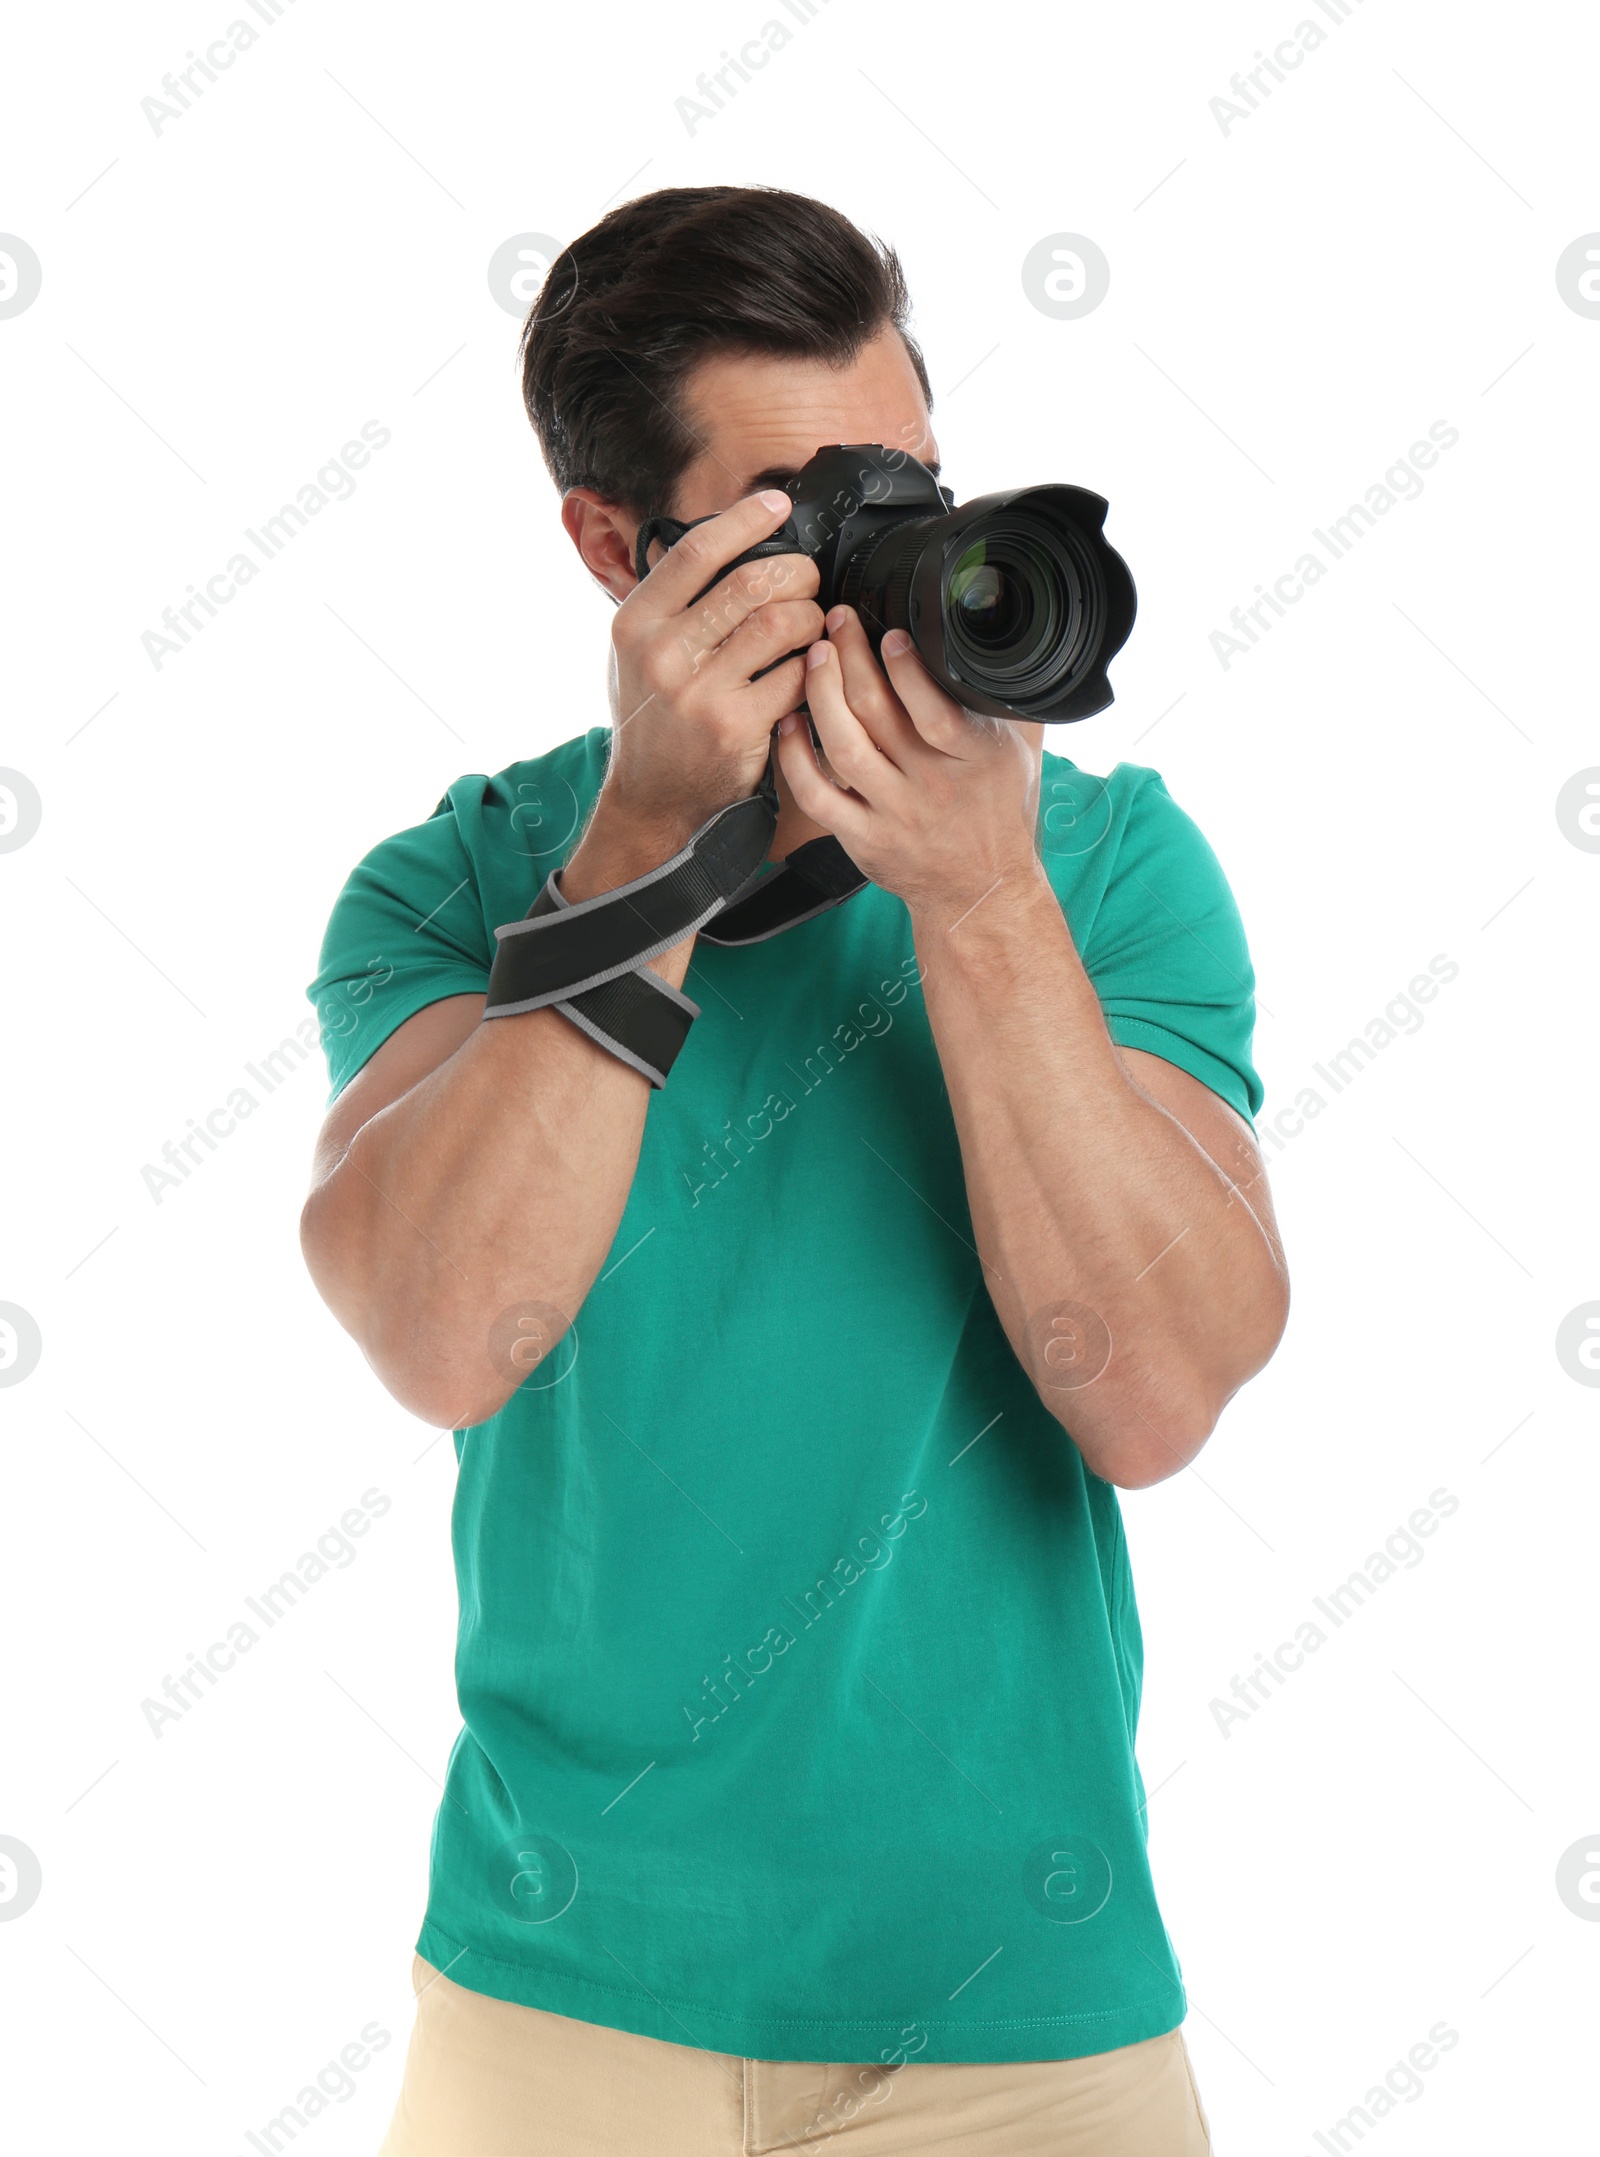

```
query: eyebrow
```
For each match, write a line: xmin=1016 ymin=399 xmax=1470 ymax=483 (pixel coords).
xmin=744 ymin=455 xmax=941 ymax=492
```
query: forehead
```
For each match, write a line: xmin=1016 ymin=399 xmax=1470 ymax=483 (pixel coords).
xmin=675 ymin=327 xmax=937 ymax=511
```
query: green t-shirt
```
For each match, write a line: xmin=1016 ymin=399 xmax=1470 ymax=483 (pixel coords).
xmin=307 ymin=730 xmax=1262 ymax=2066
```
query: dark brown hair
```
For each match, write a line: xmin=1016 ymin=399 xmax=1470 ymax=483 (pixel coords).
xmin=519 ymin=185 xmax=932 ymax=520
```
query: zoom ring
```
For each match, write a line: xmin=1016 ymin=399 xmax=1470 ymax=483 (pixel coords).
xmin=839 ymin=518 xmax=938 ymax=642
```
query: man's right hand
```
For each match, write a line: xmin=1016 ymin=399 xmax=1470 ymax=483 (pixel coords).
xmin=584 ymin=489 xmax=823 ymax=870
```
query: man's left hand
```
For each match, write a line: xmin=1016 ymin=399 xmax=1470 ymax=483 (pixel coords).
xmin=776 ymin=605 xmax=1045 ymax=918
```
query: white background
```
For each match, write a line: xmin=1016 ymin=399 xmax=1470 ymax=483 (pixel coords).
xmin=3 ymin=0 xmax=1596 ymax=2149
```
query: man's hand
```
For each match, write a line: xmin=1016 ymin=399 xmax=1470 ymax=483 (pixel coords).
xmin=598 ymin=489 xmax=822 ymax=856
xmin=775 ymin=605 xmax=1045 ymax=919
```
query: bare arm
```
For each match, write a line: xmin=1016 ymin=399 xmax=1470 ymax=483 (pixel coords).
xmin=299 ymin=816 xmax=687 ymax=1430
xmin=911 ymin=873 xmax=1288 ymax=1485
xmin=299 ymin=489 xmax=822 ymax=1426
xmin=780 ymin=609 xmax=1289 ymax=1488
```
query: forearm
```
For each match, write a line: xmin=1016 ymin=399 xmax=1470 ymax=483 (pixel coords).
xmin=302 ymin=793 xmax=696 ymax=1427
xmin=911 ymin=864 xmax=1285 ymax=1485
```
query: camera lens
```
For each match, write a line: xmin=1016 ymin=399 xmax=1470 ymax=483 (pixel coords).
xmin=836 ymin=474 xmax=1134 ymax=723
xmin=942 ymin=517 xmax=1081 ymax=700
xmin=949 ymin=558 xmax=1025 ymax=645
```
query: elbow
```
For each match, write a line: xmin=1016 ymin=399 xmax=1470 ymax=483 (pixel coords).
xmin=298 ymin=1166 xmax=578 ymax=1431
xmin=1059 ymin=1333 xmax=1283 ymax=1487
xmin=358 ymin=1298 xmax=511 ymax=1433
xmin=299 ymin=1178 xmax=375 ymax=1353
xmin=298 ymin=1179 xmax=348 ymax=1317
xmin=1036 ymin=1276 xmax=1291 ymax=1490
xmin=1098 ymin=1427 xmax=1211 ymax=1489
xmin=299 ymin=1182 xmax=488 ymax=1430
xmin=1039 ymin=1368 xmax=1225 ymax=1489
xmin=384 ymin=1366 xmax=496 ymax=1434
xmin=1078 ymin=1395 xmax=1221 ymax=1488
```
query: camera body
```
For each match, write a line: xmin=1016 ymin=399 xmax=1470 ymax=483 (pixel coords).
xmin=635 ymin=443 xmax=1136 ymax=724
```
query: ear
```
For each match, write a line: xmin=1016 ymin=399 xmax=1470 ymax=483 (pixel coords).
xmin=561 ymin=489 xmax=646 ymax=604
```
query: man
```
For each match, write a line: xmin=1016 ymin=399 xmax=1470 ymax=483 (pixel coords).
xmin=302 ymin=185 xmax=1288 ymax=2156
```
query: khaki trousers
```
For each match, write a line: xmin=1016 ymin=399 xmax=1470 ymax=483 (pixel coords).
xmin=377 ymin=1955 xmax=1212 ymax=2156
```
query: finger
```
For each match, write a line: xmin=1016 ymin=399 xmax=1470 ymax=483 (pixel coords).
xmin=702 ymin=598 xmax=825 ymax=691
xmin=730 ymin=652 xmax=811 ymax=733
xmin=677 ymin=550 xmax=820 ymax=667
xmin=802 ymin=640 xmax=904 ymax=809
xmin=628 ymin=490 xmax=799 ymax=622
xmin=822 ymin=606 xmax=922 ymax=769
xmin=775 ymin=710 xmax=872 ymax=849
xmin=878 ymin=630 xmax=990 ymax=758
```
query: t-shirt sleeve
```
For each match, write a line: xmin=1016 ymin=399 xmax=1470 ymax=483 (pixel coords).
xmin=306 ymin=795 xmax=493 ymax=1105
xmin=1080 ymin=766 xmax=1264 ymax=1125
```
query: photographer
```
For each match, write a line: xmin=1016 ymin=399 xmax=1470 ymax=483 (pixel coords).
xmin=301 ymin=184 xmax=1288 ymax=2156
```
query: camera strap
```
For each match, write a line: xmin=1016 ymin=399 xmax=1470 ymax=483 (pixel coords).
xmin=482 ymin=743 xmax=868 ymax=1084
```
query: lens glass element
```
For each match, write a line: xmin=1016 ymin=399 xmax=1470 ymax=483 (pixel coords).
xmin=943 ymin=515 xmax=1087 ymax=702
xmin=948 ymin=549 xmax=1028 ymax=647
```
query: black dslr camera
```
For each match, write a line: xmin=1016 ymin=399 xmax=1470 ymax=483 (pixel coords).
xmin=634 ymin=443 xmax=1136 ymax=724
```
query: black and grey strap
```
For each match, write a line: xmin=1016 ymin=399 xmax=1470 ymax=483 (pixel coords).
xmin=480 ymin=743 xmax=870 ymax=1085
xmin=512 ymin=873 xmax=703 ymax=1089
xmin=701 ymin=831 xmax=867 ymax=946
